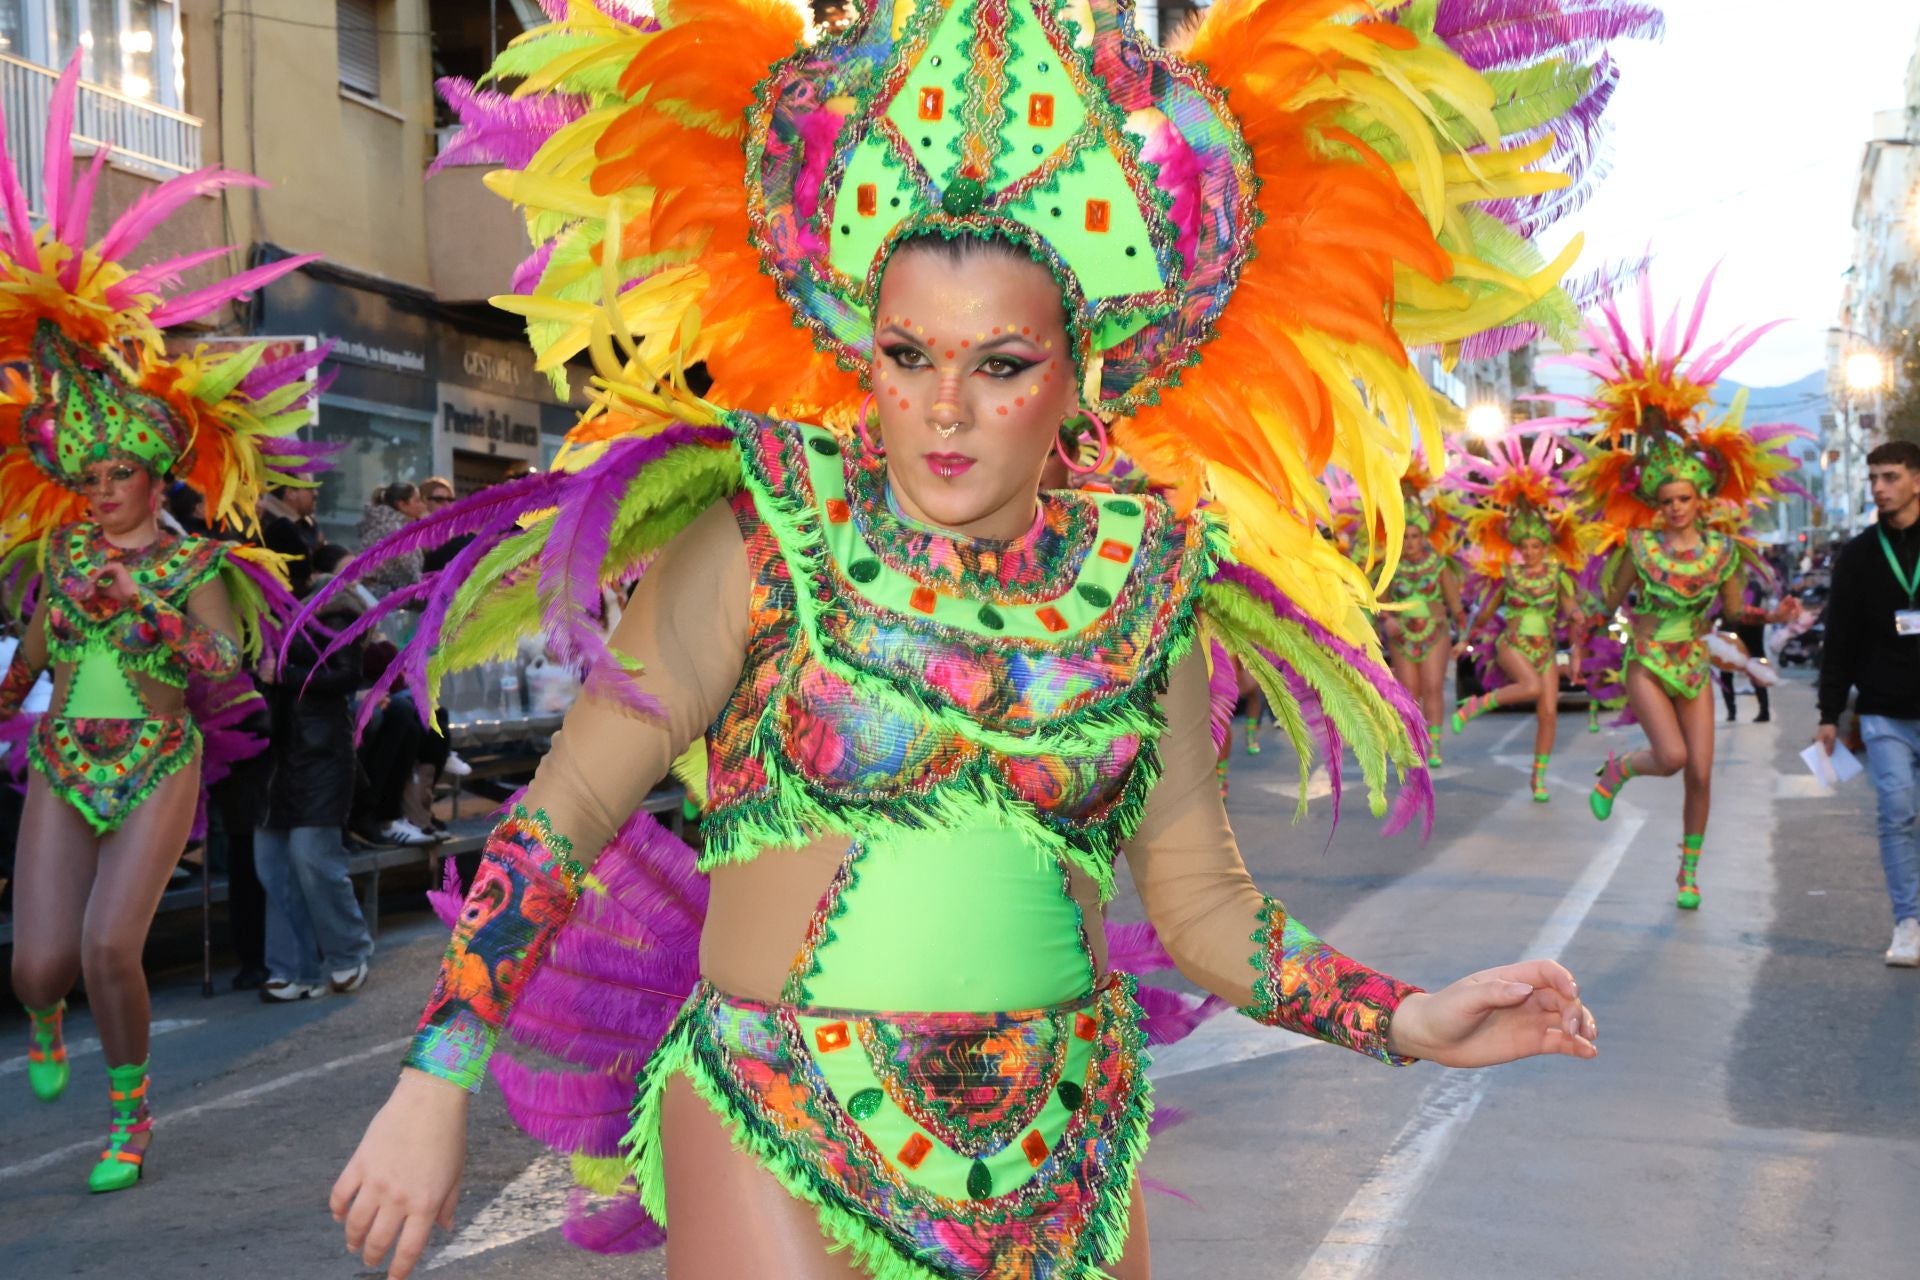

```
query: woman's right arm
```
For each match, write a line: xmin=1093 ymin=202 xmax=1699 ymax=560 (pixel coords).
xmin=332 ymin=500 xmax=750 ymax=1279
xmin=0 ymin=596 xmax=50 ymax=717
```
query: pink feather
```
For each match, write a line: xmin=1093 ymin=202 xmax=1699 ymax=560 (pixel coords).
xmin=149 ymin=253 xmax=322 ymax=328
xmin=40 ymin=55 xmax=79 ymax=237
xmin=1104 ymin=919 xmax=1175 ymax=975
xmin=561 ymin=1192 xmax=666 ymax=1254
xmin=491 ymin=1055 xmax=635 ymax=1157
xmin=103 ymin=245 xmax=239 ymax=310
xmin=96 ymin=169 xmax=267 ymax=263
xmin=57 ymin=146 xmax=108 ymax=287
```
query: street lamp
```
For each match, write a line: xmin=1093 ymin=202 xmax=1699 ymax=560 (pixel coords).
xmin=1845 ymin=350 xmax=1886 ymax=393
xmin=1465 ymin=403 xmax=1506 ymax=441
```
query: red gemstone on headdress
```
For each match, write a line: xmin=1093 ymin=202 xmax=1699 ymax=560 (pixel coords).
xmin=1085 ymin=200 xmax=1110 ymax=233
xmin=1022 ymin=1130 xmax=1049 ymax=1167
xmin=825 ymin=498 xmax=851 ymax=523
xmin=910 ymin=586 xmax=937 ymax=614
xmin=918 ymin=87 xmax=944 ymax=121
xmin=1028 ymin=94 xmax=1054 ymax=128
xmin=1037 ymin=606 xmax=1067 ymax=633
xmin=897 ymin=1134 xmax=932 ymax=1169
xmin=813 ymin=1022 xmax=851 ymax=1053
xmin=856 ymin=184 xmax=877 ymax=217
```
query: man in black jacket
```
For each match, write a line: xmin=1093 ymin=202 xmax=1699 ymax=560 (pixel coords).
xmin=1817 ymin=439 xmax=1920 ymax=966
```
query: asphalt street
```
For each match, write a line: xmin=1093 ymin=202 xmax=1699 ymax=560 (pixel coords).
xmin=2 ymin=672 xmax=1916 ymax=1279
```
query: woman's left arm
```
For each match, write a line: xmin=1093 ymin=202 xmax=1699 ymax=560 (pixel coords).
xmin=129 ymin=574 xmax=241 ymax=679
xmin=1121 ymin=641 xmax=1598 ymax=1067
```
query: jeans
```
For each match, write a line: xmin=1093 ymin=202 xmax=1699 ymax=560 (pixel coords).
xmin=257 ymin=826 xmax=373 ymax=984
xmin=1860 ymin=716 xmax=1920 ymax=925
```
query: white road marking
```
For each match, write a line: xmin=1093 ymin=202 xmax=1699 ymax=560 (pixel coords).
xmin=0 ymin=1018 xmax=204 ymax=1077
xmin=1773 ymin=773 xmax=1833 ymax=799
xmin=428 ymin=1152 xmax=574 ymax=1270
xmin=0 ymin=1035 xmax=410 ymax=1183
xmin=1146 ymin=1013 xmax=1316 ymax=1080
xmin=1294 ymin=806 xmax=1647 ymax=1280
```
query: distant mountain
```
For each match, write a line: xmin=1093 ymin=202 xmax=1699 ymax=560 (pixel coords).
xmin=1712 ymin=371 xmax=1825 ymax=456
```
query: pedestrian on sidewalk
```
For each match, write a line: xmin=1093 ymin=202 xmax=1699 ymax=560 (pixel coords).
xmin=1815 ymin=440 xmax=1920 ymax=967
xmin=257 ymin=543 xmax=375 ymax=1000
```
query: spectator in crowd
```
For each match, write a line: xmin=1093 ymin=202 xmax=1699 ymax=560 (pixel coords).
xmin=355 ymin=481 xmax=427 ymax=599
xmin=414 ymin=476 xmax=474 ymax=781
xmin=1817 ymin=439 xmax=1920 ymax=967
xmin=166 ymin=482 xmax=210 ymax=537
xmin=349 ymin=640 xmax=444 ymax=849
xmin=260 ymin=483 xmax=325 ymax=598
xmin=256 ymin=543 xmax=375 ymax=1000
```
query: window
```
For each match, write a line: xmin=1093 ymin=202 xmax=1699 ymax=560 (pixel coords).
xmin=0 ymin=3 xmax=23 ymax=56
xmin=2 ymin=1 xmax=183 ymax=109
xmin=337 ymin=0 xmax=379 ymax=99
xmin=308 ymin=400 xmax=434 ymax=551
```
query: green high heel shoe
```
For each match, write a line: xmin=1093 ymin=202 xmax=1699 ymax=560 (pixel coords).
xmin=25 ymin=1001 xmax=68 ymax=1102
xmin=1531 ymin=754 xmax=1550 ymax=803
xmin=1450 ymin=694 xmax=1492 ymax=735
xmin=1426 ymin=724 xmax=1443 ymax=769
xmin=1590 ymin=751 xmax=1634 ymax=822
xmin=88 ymin=1061 xmax=151 ymax=1193
xmin=1676 ymin=837 xmax=1703 ymax=910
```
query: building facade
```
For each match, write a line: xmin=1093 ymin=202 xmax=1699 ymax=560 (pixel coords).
xmin=1830 ymin=33 xmax=1920 ymax=535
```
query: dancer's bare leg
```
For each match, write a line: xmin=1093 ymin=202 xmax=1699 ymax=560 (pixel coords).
xmin=1673 ymin=683 xmax=1716 ymax=839
xmin=1621 ymin=666 xmax=1687 ymax=781
xmin=1488 ymin=644 xmax=1544 ymax=712
xmin=83 ymin=761 xmax=201 ymax=1079
xmin=1417 ymin=643 xmax=1449 ymax=735
xmin=661 ymin=1074 xmax=1153 ymax=1277
xmin=1531 ymin=663 xmax=1559 ymax=759
xmin=9 ymin=773 xmax=102 ymax=1009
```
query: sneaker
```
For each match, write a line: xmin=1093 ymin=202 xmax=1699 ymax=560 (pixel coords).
xmin=1887 ymin=919 xmax=1920 ymax=968
xmin=380 ymin=818 xmax=442 ymax=847
xmin=443 ymin=752 xmax=474 ymax=779
xmin=260 ymin=979 xmax=327 ymax=1003
xmin=329 ymin=962 xmax=370 ymax=995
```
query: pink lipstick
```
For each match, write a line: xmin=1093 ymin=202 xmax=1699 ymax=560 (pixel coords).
xmin=925 ymin=453 xmax=974 ymax=479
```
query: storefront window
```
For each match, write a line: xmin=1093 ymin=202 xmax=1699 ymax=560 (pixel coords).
xmin=307 ymin=401 xmax=434 ymax=552
xmin=5 ymin=1 xmax=179 ymax=108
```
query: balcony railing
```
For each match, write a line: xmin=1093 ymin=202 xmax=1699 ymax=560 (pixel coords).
xmin=0 ymin=51 xmax=201 ymax=216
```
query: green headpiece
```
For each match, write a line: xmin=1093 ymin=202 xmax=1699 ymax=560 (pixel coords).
xmin=1635 ymin=433 xmax=1715 ymax=503
xmin=24 ymin=320 xmax=187 ymax=487
xmin=1504 ymin=502 xmax=1552 ymax=544
xmin=745 ymin=0 xmax=1256 ymax=413
xmin=1401 ymin=489 xmax=1431 ymax=534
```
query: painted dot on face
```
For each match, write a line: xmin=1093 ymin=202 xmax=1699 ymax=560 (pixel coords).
xmin=1022 ymin=327 xmax=1031 ymax=335
xmin=897 ymin=398 xmax=910 ymax=410
xmin=996 ymin=406 xmax=1010 ymax=416
xmin=960 ymin=340 xmax=970 ymax=348
xmin=1015 ymin=398 xmax=1026 ymax=407
xmin=945 ymin=350 xmax=956 ymax=360
xmin=1029 ymin=385 xmax=1040 ymax=396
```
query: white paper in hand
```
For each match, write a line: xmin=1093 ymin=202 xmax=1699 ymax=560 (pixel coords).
xmin=1801 ymin=742 xmax=1864 ymax=791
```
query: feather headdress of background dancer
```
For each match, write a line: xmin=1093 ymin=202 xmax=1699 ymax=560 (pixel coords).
xmin=312 ymin=0 xmax=1661 ymax=1255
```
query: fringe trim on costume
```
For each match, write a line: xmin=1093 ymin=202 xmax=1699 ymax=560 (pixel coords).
xmin=623 ymin=982 xmax=1153 ymax=1280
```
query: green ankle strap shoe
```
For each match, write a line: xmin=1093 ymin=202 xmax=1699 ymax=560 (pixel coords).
xmin=88 ymin=1061 xmax=151 ymax=1193
xmin=25 ymin=1001 xmax=68 ymax=1102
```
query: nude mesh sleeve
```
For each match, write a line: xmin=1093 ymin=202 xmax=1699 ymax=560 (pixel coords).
xmin=1122 ymin=638 xmax=1420 ymax=1063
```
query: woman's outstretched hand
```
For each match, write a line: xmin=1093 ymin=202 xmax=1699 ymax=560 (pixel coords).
xmin=331 ymin=1069 xmax=471 ymax=1279
xmin=1385 ymin=959 xmax=1597 ymax=1068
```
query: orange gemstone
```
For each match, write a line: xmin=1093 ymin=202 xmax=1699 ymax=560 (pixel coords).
xmin=898 ymin=1133 xmax=933 ymax=1169
xmin=1028 ymin=94 xmax=1054 ymax=128
xmin=856 ymin=183 xmax=878 ymax=216
xmin=1037 ymin=606 xmax=1068 ymax=633
xmin=1074 ymin=1012 xmax=1098 ymax=1041
xmin=910 ymin=586 xmax=937 ymax=614
xmin=1022 ymin=1130 xmax=1050 ymax=1167
xmin=813 ymin=1022 xmax=851 ymax=1053
xmin=1098 ymin=539 xmax=1133 ymax=563
xmin=1085 ymin=199 xmax=1110 ymax=233
xmin=825 ymin=498 xmax=852 ymax=524
xmin=918 ymin=87 xmax=944 ymax=121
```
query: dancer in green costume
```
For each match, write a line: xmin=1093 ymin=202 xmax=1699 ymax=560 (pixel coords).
xmin=1382 ymin=491 xmax=1466 ymax=770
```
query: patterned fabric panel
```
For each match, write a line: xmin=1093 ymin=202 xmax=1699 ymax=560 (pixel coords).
xmin=1625 ymin=527 xmax=1735 ymax=620
xmin=632 ymin=977 xmax=1149 ymax=1280
xmin=407 ymin=805 xmax=586 ymax=1091
xmin=43 ymin=522 xmax=228 ymax=690
xmin=27 ymin=715 xmax=198 ymax=836
xmin=1244 ymin=896 xmax=1420 ymax=1065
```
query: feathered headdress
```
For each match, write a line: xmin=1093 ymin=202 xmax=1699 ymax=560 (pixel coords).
xmin=1451 ymin=426 xmax=1586 ymax=573
xmin=0 ymin=57 xmax=326 ymax=560
xmin=1534 ymin=271 xmax=1809 ymax=546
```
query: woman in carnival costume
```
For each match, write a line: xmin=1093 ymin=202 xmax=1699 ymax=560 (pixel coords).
xmin=1448 ymin=430 xmax=1589 ymax=802
xmin=1552 ymin=275 xmax=1804 ymax=909
xmin=1381 ymin=471 xmax=1467 ymax=770
xmin=320 ymin=0 xmax=1662 ymax=1274
xmin=0 ymin=61 xmax=322 ymax=1191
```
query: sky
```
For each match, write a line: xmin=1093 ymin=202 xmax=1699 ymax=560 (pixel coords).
xmin=1537 ymin=1 xmax=1919 ymax=390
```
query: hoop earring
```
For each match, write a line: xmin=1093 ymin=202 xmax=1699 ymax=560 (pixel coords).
xmin=856 ymin=393 xmax=883 ymax=456
xmin=1054 ymin=410 xmax=1111 ymax=476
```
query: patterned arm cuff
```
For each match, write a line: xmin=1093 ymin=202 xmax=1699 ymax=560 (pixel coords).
xmin=130 ymin=588 xmax=240 ymax=678
xmin=1243 ymin=897 xmax=1422 ymax=1065
xmin=0 ymin=652 xmax=35 ymax=717
xmin=403 ymin=805 xmax=586 ymax=1091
